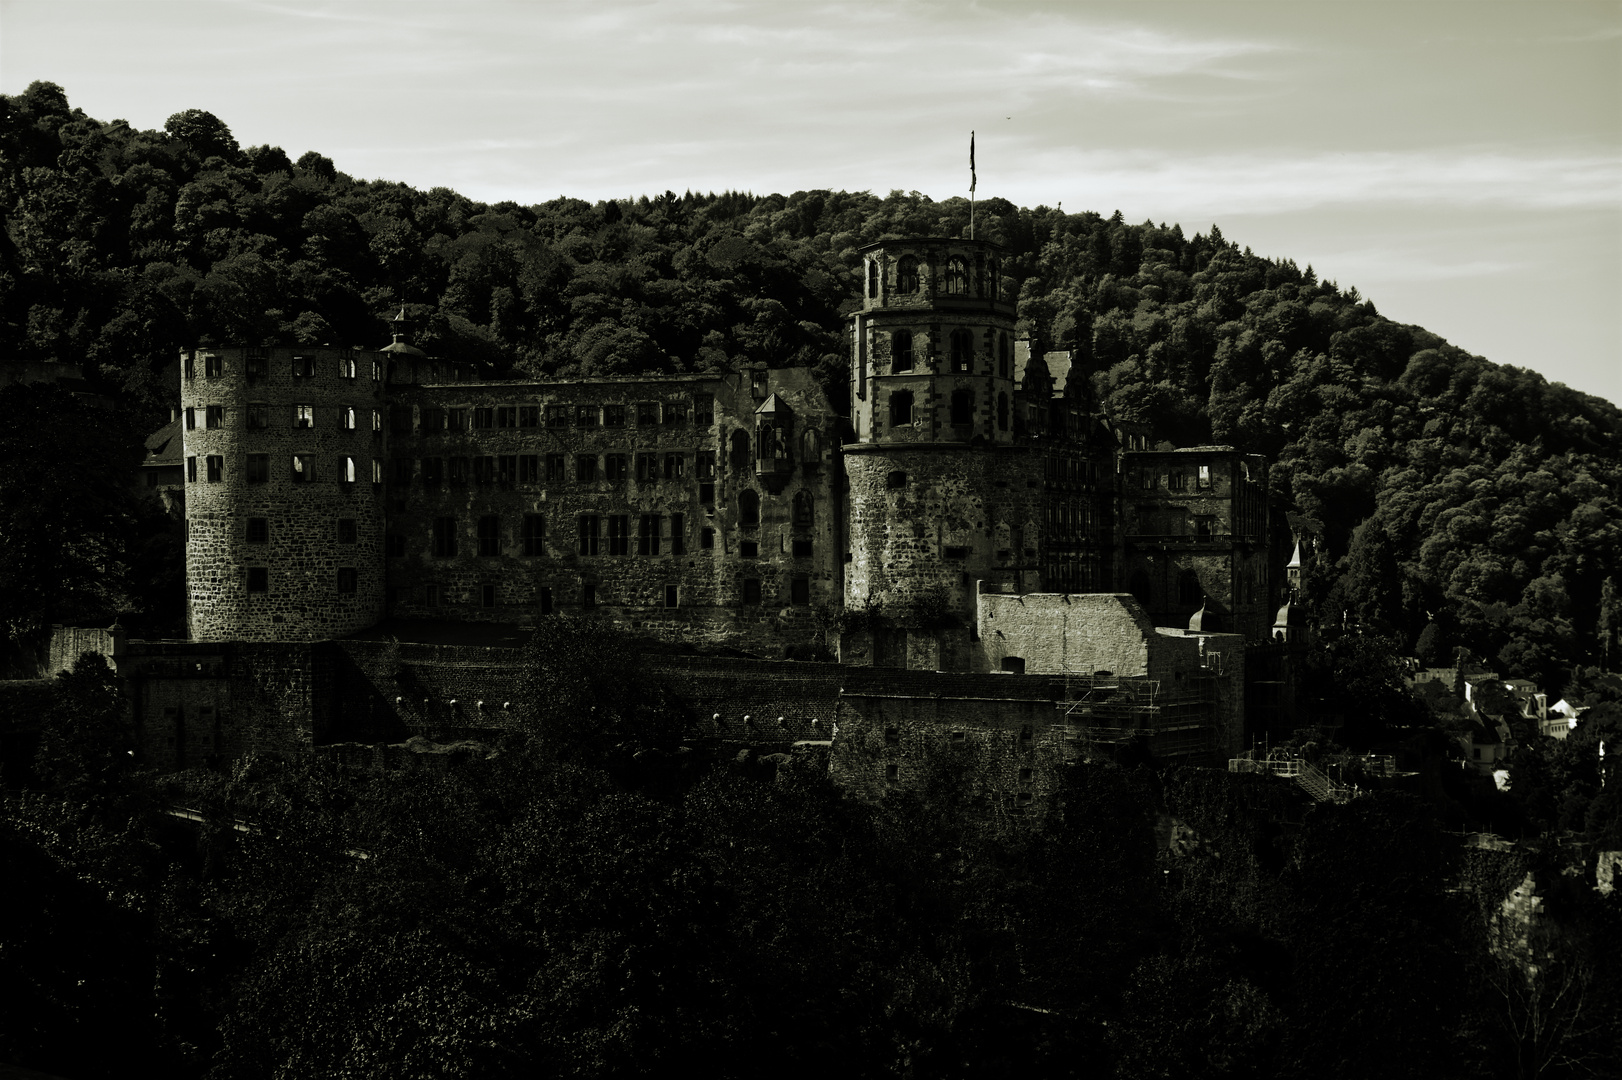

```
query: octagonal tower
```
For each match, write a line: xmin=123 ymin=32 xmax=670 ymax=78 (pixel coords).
xmin=844 ymin=237 xmax=1041 ymax=669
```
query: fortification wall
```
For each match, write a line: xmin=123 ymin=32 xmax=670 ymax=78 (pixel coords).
xmin=182 ymin=346 xmax=386 ymax=641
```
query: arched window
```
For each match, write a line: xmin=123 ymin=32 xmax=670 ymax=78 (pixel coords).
xmin=793 ymin=490 xmax=814 ymax=526
xmin=892 ymin=329 xmax=913 ymax=372
xmin=999 ymin=333 xmax=1010 ymax=379
xmin=897 ymin=256 xmax=919 ymax=294
xmin=729 ymin=429 xmax=751 ymax=472
xmin=889 ymin=389 xmax=914 ymax=428
xmin=1178 ymin=569 xmax=1202 ymax=606
xmin=739 ymin=489 xmax=760 ymax=527
xmin=950 ymin=329 xmax=972 ymax=371
xmin=866 ymin=259 xmax=878 ymax=299
xmin=988 ymin=258 xmax=1000 ymax=299
xmin=950 ymin=389 xmax=974 ymax=426
xmin=801 ymin=428 xmax=821 ymax=462
xmin=997 ymin=392 xmax=1009 ymax=431
xmin=945 ymin=256 xmax=968 ymax=294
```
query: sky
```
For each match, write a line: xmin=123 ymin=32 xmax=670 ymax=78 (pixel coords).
xmin=3 ymin=0 xmax=1619 ymax=403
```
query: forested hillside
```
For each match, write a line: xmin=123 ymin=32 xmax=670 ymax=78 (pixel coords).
xmin=3 ymin=82 xmax=1619 ymax=690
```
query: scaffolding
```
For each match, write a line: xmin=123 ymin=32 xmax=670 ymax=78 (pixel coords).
xmin=1054 ymin=672 xmax=1219 ymax=760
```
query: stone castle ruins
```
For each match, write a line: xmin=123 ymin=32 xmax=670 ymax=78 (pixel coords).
xmin=57 ymin=237 xmax=1316 ymax=808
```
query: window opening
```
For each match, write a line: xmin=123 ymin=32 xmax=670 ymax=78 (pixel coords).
xmin=521 ymin=514 xmax=544 ymax=556
xmin=889 ymin=389 xmax=913 ymax=429
xmin=478 ymin=515 xmax=500 ymax=556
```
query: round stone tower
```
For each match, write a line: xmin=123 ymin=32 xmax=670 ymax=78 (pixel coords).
xmin=844 ymin=237 xmax=1040 ymax=669
xmin=182 ymin=342 xmax=388 ymax=640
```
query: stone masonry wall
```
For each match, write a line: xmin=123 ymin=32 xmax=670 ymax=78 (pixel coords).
xmin=183 ymin=346 xmax=386 ymax=641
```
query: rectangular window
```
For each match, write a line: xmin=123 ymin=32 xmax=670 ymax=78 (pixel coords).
xmin=669 ymin=513 xmax=684 ymax=555
xmin=1140 ymin=471 xmax=1157 ymax=490
xmin=635 ymin=453 xmax=658 ymax=482
xmin=699 ymin=482 xmax=715 ymax=506
xmin=421 ymin=407 xmax=446 ymax=433
xmin=184 ymin=354 xmax=195 ymax=379
xmin=695 ymin=451 xmax=715 ymax=479
xmin=576 ymin=455 xmax=597 ymax=483
xmin=518 ymin=454 xmax=539 ymax=483
xmin=246 ymin=517 xmax=268 ymax=543
xmin=663 ymin=402 xmax=687 ymax=426
xmin=481 ymin=583 xmax=496 ymax=608
xmin=791 ymin=576 xmax=810 ymax=605
xmin=582 ymin=582 xmax=597 ymax=608
xmin=518 ymin=405 xmax=539 ymax=428
xmin=338 ymin=518 xmax=357 ymax=544
xmin=432 ymin=516 xmax=457 ymax=557
xmin=336 ymin=567 xmax=357 ymax=594
xmin=424 ymin=584 xmax=441 ymax=608
xmin=387 ymin=534 xmax=405 ymax=557
xmin=339 ymin=357 xmax=356 ymax=380
xmin=664 ymin=584 xmax=679 ymax=608
xmin=792 ymin=539 xmax=813 ymax=558
xmin=371 ymin=408 xmax=383 ymax=433
xmin=421 ymin=457 xmax=443 ymax=488
xmin=740 ymin=540 xmax=758 ymax=559
xmin=292 ymin=355 xmax=314 ymax=378
xmin=546 ymin=454 xmax=566 ymax=483
xmin=473 ymin=406 xmax=494 ymax=430
xmin=1169 ymin=472 xmax=1187 ymax=492
xmin=246 ymin=567 xmax=268 ymax=593
xmin=206 ymin=455 xmax=223 ymax=482
xmin=607 ymin=515 xmax=630 ymax=555
xmin=700 ymin=527 xmax=715 ymax=550
xmin=497 ymin=454 xmax=518 ymax=483
xmin=447 ymin=408 xmax=467 ymax=433
xmin=474 ymin=455 xmax=495 ymax=485
xmin=294 ymin=404 xmax=314 ymax=429
xmin=205 ymin=404 xmax=224 ymax=429
xmin=184 ymin=406 xmax=196 ymax=430
xmin=478 ymin=514 xmax=500 ymax=556
xmin=539 ymin=586 xmax=553 ymax=614
xmin=522 ymin=514 xmax=544 ymax=556
xmin=392 ymin=458 xmax=413 ymax=486
xmin=694 ymin=394 xmax=714 ymax=426
xmin=372 ymin=458 xmax=383 ymax=484
xmin=663 ymin=453 xmax=685 ymax=480
xmin=291 ymin=454 xmax=314 ymax=483
xmin=638 ymin=515 xmax=661 ymax=556
xmin=340 ymin=456 xmax=357 ymax=483
xmin=545 ymin=404 xmax=569 ymax=428
xmin=742 ymin=578 xmax=762 ymax=605
xmin=603 ymin=403 xmax=626 ymax=428
xmin=494 ymin=405 xmax=516 ymax=428
xmin=1197 ymin=465 xmax=1212 ymax=489
xmin=604 ymin=454 xmax=628 ymax=482
xmin=247 ymin=403 xmax=269 ymax=430
xmin=246 ymin=352 xmax=267 ymax=381
xmin=637 ymin=402 xmax=659 ymax=426
xmin=449 ymin=457 xmax=470 ymax=486
xmin=372 ymin=360 xmax=383 ymax=382
xmin=340 ymin=407 xmax=357 ymax=431
xmin=247 ymin=454 xmax=269 ymax=484
xmin=576 ymin=404 xmax=598 ymax=428
xmin=578 ymin=515 xmax=600 ymax=555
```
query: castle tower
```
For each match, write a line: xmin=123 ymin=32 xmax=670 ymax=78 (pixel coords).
xmin=181 ymin=343 xmax=389 ymax=640
xmin=844 ymin=238 xmax=1038 ymax=670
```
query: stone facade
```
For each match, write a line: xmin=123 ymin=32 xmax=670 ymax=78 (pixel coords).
xmin=1120 ymin=446 xmax=1272 ymax=641
xmin=181 ymin=345 xmax=388 ymax=641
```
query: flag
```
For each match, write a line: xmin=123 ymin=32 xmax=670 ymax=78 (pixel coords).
xmin=970 ymin=131 xmax=976 ymax=193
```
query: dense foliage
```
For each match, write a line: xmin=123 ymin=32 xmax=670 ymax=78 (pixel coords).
xmin=4 ymin=82 xmax=1618 ymax=688
xmin=5 ymin=646 xmax=1620 ymax=1078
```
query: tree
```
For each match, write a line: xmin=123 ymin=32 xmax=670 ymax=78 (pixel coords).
xmin=163 ymin=108 xmax=240 ymax=165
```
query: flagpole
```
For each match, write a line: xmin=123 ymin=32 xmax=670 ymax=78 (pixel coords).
xmin=969 ymin=130 xmax=976 ymax=240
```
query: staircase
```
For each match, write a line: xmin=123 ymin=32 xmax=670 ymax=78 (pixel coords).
xmin=1228 ymin=754 xmax=1356 ymax=803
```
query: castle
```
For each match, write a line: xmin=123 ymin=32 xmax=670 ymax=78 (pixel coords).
xmin=92 ymin=237 xmax=1309 ymax=789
